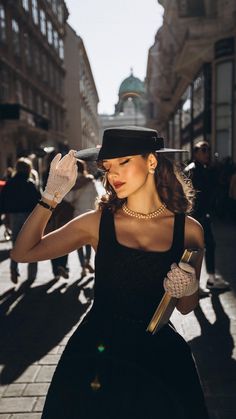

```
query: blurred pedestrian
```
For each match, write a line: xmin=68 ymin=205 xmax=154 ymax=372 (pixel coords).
xmin=45 ymin=199 xmax=74 ymax=279
xmin=1 ymin=166 xmax=14 ymax=239
xmin=3 ymin=166 xmax=13 ymax=181
xmin=66 ymin=160 xmax=98 ymax=277
xmin=12 ymin=127 xmax=209 ymax=419
xmin=229 ymin=171 xmax=236 ymax=222
xmin=0 ymin=157 xmax=40 ymax=283
xmin=185 ymin=141 xmax=230 ymax=290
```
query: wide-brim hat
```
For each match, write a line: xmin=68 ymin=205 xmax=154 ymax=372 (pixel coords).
xmin=75 ymin=126 xmax=187 ymax=161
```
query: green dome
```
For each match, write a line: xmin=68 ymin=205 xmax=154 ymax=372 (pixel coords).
xmin=119 ymin=72 xmax=145 ymax=96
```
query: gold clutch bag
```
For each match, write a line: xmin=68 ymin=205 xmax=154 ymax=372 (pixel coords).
xmin=146 ymin=249 xmax=199 ymax=334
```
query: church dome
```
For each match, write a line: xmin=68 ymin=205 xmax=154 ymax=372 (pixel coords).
xmin=119 ymin=70 xmax=145 ymax=96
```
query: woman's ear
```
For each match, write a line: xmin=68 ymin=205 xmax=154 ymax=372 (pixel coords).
xmin=148 ymin=153 xmax=158 ymax=173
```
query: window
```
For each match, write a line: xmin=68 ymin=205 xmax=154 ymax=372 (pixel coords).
xmin=57 ymin=2 xmax=64 ymax=23
xmin=181 ymin=86 xmax=191 ymax=129
xmin=32 ymin=0 xmax=39 ymax=24
xmin=48 ymin=61 xmax=53 ymax=87
xmin=36 ymin=94 xmax=42 ymax=114
xmin=40 ymin=10 xmax=46 ymax=35
xmin=52 ymin=0 xmax=57 ymax=14
xmin=47 ymin=21 xmax=53 ymax=44
xmin=59 ymin=39 xmax=64 ymax=59
xmin=0 ymin=65 xmax=9 ymax=102
xmin=0 ymin=4 xmax=6 ymax=42
xmin=12 ymin=20 xmax=20 ymax=56
xmin=42 ymin=53 xmax=48 ymax=82
xmin=24 ymin=33 xmax=32 ymax=67
xmin=34 ymin=45 xmax=41 ymax=75
xmin=53 ymin=30 xmax=59 ymax=51
xmin=193 ymin=72 xmax=204 ymax=118
xmin=16 ymin=79 xmax=23 ymax=104
xmin=215 ymin=61 xmax=233 ymax=158
xmin=22 ymin=0 xmax=29 ymax=11
xmin=43 ymin=100 xmax=49 ymax=116
xmin=28 ymin=87 xmax=33 ymax=110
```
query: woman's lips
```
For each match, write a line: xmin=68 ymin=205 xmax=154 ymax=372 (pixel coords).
xmin=113 ymin=182 xmax=125 ymax=189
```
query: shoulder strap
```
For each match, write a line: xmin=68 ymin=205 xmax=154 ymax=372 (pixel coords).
xmin=171 ymin=213 xmax=185 ymax=257
xmin=98 ymin=207 xmax=116 ymax=249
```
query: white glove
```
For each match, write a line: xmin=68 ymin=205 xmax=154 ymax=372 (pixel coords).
xmin=163 ymin=262 xmax=198 ymax=298
xmin=42 ymin=151 xmax=78 ymax=203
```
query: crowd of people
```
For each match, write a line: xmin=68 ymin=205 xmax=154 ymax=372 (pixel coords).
xmin=0 ymin=153 xmax=101 ymax=284
xmin=0 ymin=137 xmax=235 ymax=287
xmin=0 ymin=127 xmax=235 ymax=418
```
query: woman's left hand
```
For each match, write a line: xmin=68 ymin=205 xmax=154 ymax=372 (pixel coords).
xmin=163 ymin=263 xmax=199 ymax=298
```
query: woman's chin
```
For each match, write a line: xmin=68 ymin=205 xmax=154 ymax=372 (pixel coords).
xmin=116 ymin=191 xmax=127 ymax=199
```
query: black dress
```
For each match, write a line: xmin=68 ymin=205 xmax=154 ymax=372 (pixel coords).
xmin=42 ymin=209 xmax=209 ymax=419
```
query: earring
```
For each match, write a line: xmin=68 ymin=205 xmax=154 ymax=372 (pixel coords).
xmin=149 ymin=168 xmax=155 ymax=174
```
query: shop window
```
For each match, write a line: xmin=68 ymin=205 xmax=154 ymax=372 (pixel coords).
xmin=181 ymin=86 xmax=191 ymax=128
xmin=173 ymin=110 xmax=181 ymax=149
xmin=32 ymin=0 xmax=39 ymax=25
xmin=215 ymin=61 xmax=233 ymax=158
xmin=193 ymin=72 xmax=204 ymax=118
xmin=12 ymin=20 xmax=20 ymax=56
xmin=0 ymin=4 xmax=6 ymax=43
xmin=40 ymin=10 xmax=46 ymax=35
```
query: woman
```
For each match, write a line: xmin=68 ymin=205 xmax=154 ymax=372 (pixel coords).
xmin=11 ymin=127 xmax=209 ymax=419
xmin=66 ymin=159 xmax=98 ymax=277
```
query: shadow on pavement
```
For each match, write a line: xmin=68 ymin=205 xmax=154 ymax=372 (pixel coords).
xmin=213 ymin=220 xmax=236 ymax=294
xmin=0 ymin=249 xmax=10 ymax=262
xmin=0 ymin=276 xmax=94 ymax=384
xmin=190 ymin=291 xmax=236 ymax=417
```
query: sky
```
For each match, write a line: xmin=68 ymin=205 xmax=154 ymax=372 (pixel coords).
xmin=66 ymin=0 xmax=164 ymax=115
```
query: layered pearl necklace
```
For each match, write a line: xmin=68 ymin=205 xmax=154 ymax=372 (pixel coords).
xmin=122 ymin=203 xmax=167 ymax=220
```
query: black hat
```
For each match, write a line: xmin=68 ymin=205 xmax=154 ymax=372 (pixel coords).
xmin=75 ymin=126 xmax=186 ymax=161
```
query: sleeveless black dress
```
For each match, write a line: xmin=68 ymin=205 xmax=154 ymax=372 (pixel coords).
xmin=42 ymin=209 xmax=209 ymax=419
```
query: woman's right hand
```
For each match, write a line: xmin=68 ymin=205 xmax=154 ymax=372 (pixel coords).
xmin=42 ymin=150 xmax=78 ymax=203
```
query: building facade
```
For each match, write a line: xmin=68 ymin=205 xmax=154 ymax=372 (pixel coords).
xmin=146 ymin=0 xmax=236 ymax=161
xmin=100 ymin=70 xmax=146 ymax=139
xmin=64 ymin=24 xmax=99 ymax=152
xmin=0 ymin=0 xmax=68 ymax=175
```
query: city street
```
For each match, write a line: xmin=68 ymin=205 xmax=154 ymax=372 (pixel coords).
xmin=0 ymin=219 xmax=235 ymax=419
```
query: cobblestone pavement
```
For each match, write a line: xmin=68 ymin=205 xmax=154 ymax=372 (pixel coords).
xmin=0 ymin=219 xmax=235 ymax=419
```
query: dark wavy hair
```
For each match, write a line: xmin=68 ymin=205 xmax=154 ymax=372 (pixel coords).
xmin=97 ymin=153 xmax=195 ymax=214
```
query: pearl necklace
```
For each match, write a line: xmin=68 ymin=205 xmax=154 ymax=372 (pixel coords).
xmin=122 ymin=203 xmax=167 ymax=220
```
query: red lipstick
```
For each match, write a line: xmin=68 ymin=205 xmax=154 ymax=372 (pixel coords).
xmin=113 ymin=182 xmax=125 ymax=189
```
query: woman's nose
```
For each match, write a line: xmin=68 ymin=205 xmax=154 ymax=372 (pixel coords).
xmin=108 ymin=166 xmax=119 ymax=176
